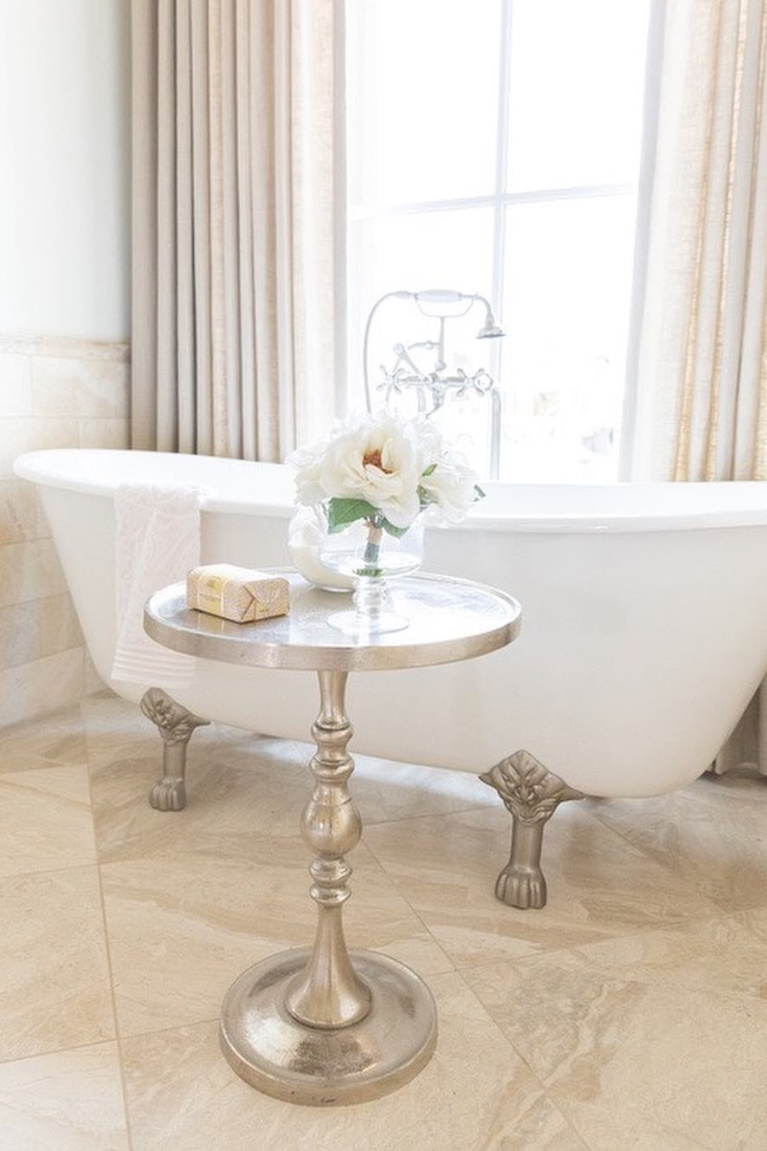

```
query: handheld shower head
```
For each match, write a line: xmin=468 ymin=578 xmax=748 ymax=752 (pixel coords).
xmin=476 ymin=301 xmax=505 ymax=339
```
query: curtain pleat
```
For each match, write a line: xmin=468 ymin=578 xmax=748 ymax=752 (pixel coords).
xmin=291 ymin=0 xmax=336 ymax=449
xmin=234 ymin=0 xmax=256 ymax=460
xmin=130 ymin=0 xmax=339 ymax=461
xmin=190 ymin=0 xmax=213 ymax=455
xmin=221 ymin=6 xmax=242 ymax=458
xmin=131 ymin=0 xmax=159 ymax=451
xmin=156 ymin=0 xmax=177 ymax=450
xmin=175 ymin=0 xmax=195 ymax=453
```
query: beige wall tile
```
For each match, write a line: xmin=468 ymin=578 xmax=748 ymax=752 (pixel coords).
xmin=0 ymin=354 xmax=32 ymax=417
xmin=0 ymin=333 xmax=130 ymax=362
xmin=0 ymin=337 xmax=127 ymax=728
xmin=0 ymin=648 xmax=84 ymax=728
xmin=31 ymin=357 xmax=77 ymax=417
xmin=0 ymin=866 xmax=114 ymax=1060
xmin=0 ymin=591 xmax=82 ymax=677
xmin=35 ymin=417 xmax=80 ymax=450
xmin=77 ymin=360 xmax=129 ymax=418
xmin=32 ymin=356 xmax=129 ymax=420
xmin=0 ymin=602 xmax=37 ymax=668
xmin=0 ymin=538 xmax=67 ymax=606
xmin=36 ymin=592 xmax=84 ymax=658
xmin=84 ymin=652 xmax=106 ymax=695
xmin=0 ymin=418 xmax=79 ymax=478
xmin=34 ymin=488 xmax=51 ymax=539
xmin=0 ymin=1042 xmax=129 ymax=1151
xmin=0 ymin=480 xmax=37 ymax=543
xmin=78 ymin=417 xmax=130 ymax=449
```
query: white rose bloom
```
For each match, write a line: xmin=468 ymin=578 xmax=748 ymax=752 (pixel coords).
xmin=419 ymin=448 xmax=481 ymax=523
xmin=288 ymin=441 xmax=328 ymax=509
xmin=290 ymin=413 xmax=422 ymax=529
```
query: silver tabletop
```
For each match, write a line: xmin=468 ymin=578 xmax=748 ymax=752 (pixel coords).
xmin=144 ymin=570 xmax=521 ymax=672
xmin=143 ymin=569 xmax=522 ymax=1107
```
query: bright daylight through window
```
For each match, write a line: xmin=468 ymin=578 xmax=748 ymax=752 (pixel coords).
xmin=346 ymin=0 xmax=652 ymax=481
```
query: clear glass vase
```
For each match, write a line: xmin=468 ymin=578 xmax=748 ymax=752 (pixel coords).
xmin=318 ymin=511 xmax=424 ymax=635
xmin=287 ymin=505 xmax=356 ymax=592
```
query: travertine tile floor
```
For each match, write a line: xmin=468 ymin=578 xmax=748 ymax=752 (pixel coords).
xmin=2 ymin=693 xmax=767 ymax=1149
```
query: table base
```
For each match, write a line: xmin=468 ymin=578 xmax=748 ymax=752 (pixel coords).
xmin=219 ymin=947 xmax=438 ymax=1106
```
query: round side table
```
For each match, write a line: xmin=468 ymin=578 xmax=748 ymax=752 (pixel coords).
xmin=145 ymin=571 xmax=521 ymax=1106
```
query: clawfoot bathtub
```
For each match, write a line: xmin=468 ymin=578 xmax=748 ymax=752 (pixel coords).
xmin=15 ymin=449 xmax=767 ymax=909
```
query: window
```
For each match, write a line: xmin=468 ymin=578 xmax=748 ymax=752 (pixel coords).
xmin=346 ymin=0 xmax=652 ymax=481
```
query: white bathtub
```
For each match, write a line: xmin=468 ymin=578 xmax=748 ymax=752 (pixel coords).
xmin=14 ymin=448 xmax=767 ymax=798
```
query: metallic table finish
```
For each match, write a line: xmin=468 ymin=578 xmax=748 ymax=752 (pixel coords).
xmin=219 ymin=949 xmax=438 ymax=1106
xmin=144 ymin=570 xmax=521 ymax=672
xmin=144 ymin=571 xmax=520 ymax=1106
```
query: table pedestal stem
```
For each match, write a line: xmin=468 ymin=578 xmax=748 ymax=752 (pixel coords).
xmin=285 ymin=670 xmax=371 ymax=1028
xmin=218 ymin=668 xmax=438 ymax=1105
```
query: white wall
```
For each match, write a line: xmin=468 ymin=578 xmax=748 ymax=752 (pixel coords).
xmin=0 ymin=0 xmax=131 ymax=341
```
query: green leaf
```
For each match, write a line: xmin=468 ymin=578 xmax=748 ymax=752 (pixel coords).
xmin=421 ymin=463 xmax=437 ymax=477
xmin=474 ymin=484 xmax=486 ymax=501
xmin=381 ymin=518 xmax=408 ymax=539
xmin=326 ymin=497 xmax=379 ymax=533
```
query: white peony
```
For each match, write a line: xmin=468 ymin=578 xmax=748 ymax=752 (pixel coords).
xmin=419 ymin=446 xmax=482 ymax=523
xmin=289 ymin=412 xmax=422 ymax=529
xmin=289 ymin=411 xmax=484 ymax=531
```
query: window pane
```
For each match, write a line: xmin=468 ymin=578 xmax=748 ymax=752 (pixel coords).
xmin=507 ymin=0 xmax=650 ymax=192
xmin=348 ymin=207 xmax=497 ymax=468
xmin=347 ymin=0 xmax=501 ymax=207
xmin=499 ymin=195 xmax=637 ymax=481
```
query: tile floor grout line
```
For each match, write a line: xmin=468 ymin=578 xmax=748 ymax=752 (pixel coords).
xmin=361 ymin=832 xmax=458 ymax=972
xmin=82 ymin=700 xmax=137 ymax=1151
xmin=0 ymin=759 xmax=91 ymax=778
xmin=0 ymin=1034 xmax=125 ymax=1071
xmin=451 ymin=953 xmax=596 ymax=1151
xmin=577 ymin=800 xmax=734 ymax=910
xmin=449 ymin=959 xmax=591 ymax=1148
xmin=0 ymin=859 xmax=103 ymax=883
xmin=439 ymin=905 xmax=730 ymax=975
xmin=361 ymin=801 xmax=496 ymax=829
xmin=104 ymin=1015 xmax=221 ymax=1047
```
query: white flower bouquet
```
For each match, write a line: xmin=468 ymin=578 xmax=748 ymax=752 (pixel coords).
xmin=288 ymin=413 xmax=484 ymax=632
xmin=289 ymin=412 xmax=484 ymax=581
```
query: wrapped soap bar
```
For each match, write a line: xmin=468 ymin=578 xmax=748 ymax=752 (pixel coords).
xmin=187 ymin=564 xmax=289 ymax=623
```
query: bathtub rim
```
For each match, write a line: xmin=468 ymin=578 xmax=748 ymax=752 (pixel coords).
xmin=15 ymin=447 xmax=767 ymax=534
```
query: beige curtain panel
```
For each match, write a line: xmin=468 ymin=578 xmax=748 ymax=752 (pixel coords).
xmin=626 ymin=0 xmax=767 ymax=482
xmin=625 ymin=0 xmax=767 ymax=772
xmin=131 ymin=0 xmax=341 ymax=461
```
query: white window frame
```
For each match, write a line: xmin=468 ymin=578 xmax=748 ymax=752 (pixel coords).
xmin=344 ymin=0 xmax=663 ymax=481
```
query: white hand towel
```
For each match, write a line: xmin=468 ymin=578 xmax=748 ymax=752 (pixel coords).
xmin=111 ymin=484 xmax=203 ymax=689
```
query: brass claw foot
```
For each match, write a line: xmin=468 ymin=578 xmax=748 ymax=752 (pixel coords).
xmin=495 ymin=859 xmax=547 ymax=910
xmin=481 ymin=749 xmax=583 ymax=911
xmin=140 ymin=688 xmax=210 ymax=812
xmin=148 ymin=776 xmax=187 ymax=812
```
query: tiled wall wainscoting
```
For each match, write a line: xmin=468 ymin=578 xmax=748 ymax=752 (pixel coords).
xmin=0 ymin=335 xmax=130 ymax=726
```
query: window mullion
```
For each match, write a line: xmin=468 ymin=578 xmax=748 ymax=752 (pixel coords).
xmin=489 ymin=0 xmax=513 ymax=478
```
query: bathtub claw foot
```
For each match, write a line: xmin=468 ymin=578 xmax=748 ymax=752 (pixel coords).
xmin=140 ymin=688 xmax=210 ymax=812
xmin=480 ymin=750 xmax=583 ymax=911
xmin=495 ymin=859 xmax=547 ymax=910
xmin=149 ymin=776 xmax=187 ymax=812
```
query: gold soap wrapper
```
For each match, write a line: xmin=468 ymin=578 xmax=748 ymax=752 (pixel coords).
xmin=187 ymin=564 xmax=289 ymax=624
